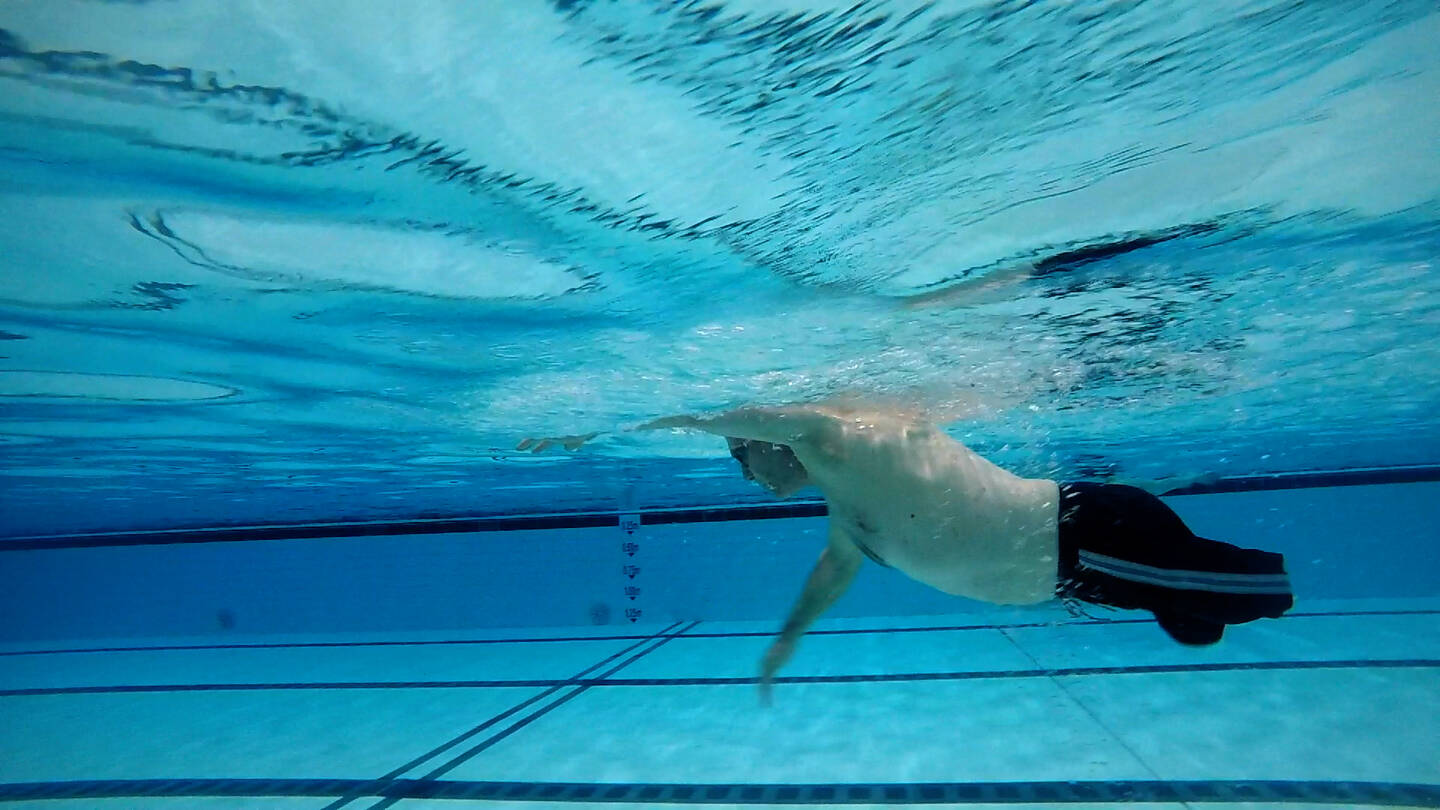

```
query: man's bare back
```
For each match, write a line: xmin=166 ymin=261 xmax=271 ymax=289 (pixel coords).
xmin=702 ymin=405 xmax=1059 ymax=605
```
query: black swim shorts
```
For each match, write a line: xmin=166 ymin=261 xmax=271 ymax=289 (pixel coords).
xmin=1057 ymin=482 xmax=1294 ymax=645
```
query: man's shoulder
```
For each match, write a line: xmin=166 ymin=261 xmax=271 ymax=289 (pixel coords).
xmin=745 ymin=402 xmax=936 ymax=456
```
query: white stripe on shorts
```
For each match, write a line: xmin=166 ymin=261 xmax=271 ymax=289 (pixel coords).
xmin=1077 ymin=550 xmax=1293 ymax=595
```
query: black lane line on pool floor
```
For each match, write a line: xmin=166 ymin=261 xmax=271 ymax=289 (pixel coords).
xmin=3 ymin=658 xmax=1435 ymax=698
xmin=358 ymin=620 xmax=703 ymax=810
xmin=8 ymin=462 xmax=1440 ymax=551
xmin=308 ymin=620 xmax=694 ymax=810
xmin=6 ymin=606 xmax=1434 ymax=658
xmin=0 ymin=778 xmax=1436 ymax=806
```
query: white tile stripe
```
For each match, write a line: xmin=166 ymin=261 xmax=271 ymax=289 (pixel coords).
xmin=1078 ymin=551 xmax=1293 ymax=594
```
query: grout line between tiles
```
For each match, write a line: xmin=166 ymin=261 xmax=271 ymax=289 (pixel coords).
xmin=354 ymin=620 xmax=702 ymax=810
xmin=5 ymin=657 xmax=1435 ymax=698
xmin=314 ymin=621 xmax=685 ymax=810
xmin=998 ymin=627 xmax=1194 ymax=810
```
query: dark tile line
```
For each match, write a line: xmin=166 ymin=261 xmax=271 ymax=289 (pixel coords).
xmin=6 ymin=463 xmax=1438 ymax=550
xmin=362 ymin=620 xmax=704 ymax=810
xmin=779 ymin=658 xmax=1440 ymax=684
xmin=0 ymin=513 xmax=624 ymax=550
xmin=684 ymin=608 xmax=1440 ymax=640
xmin=599 ymin=658 xmax=1440 ymax=687
xmin=5 ymin=607 xmax=1433 ymax=659
xmin=0 ymin=777 xmax=1434 ymax=806
xmin=318 ymin=621 xmax=687 ymax=810
xmin=0 ymin=633 xmax=659 ymax=658
xmin=1162 ymin=464 xmax=1440 ymax=496
xmin=3 ymin=658 xmax=1432 ymax=698
xmin=0 ymin=678 xmax=548 ymax=697
xmin=642 ymin=503 xmax=829 ymax=525
xmin=1287 ymin=608 xmax=1440 ymax=620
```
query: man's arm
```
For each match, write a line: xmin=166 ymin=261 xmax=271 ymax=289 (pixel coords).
xmin=517 ymin=405 xmax=837 ymax=454
xmin=635 ymin=405 xmax=839 ymax=447
xmin=758 ymin=523 xmax=863 ymax=704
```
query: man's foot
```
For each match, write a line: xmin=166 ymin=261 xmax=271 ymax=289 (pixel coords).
xmin=1155 ymin=611 xmax=1225 ymax=646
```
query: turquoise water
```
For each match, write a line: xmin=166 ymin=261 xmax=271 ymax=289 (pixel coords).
xmin=1 ymin=0 xmax=1438 ymax=535
xmin=1 ymin=2 xmax=1439 ymax=808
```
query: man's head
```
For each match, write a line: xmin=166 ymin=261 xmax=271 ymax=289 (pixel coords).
xmin=727 ymin=437 xmax=811 ymax=498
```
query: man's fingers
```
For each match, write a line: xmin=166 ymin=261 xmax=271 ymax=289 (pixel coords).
xmin=758 ymin=642 xmax=787 ymax=706
xmin=516 ymin=438 xmax=536 ymax=451
xmin=754 ymin=668 xmax=777 ymax=706
xmin=561 ymin=432 xmax=598 ymax=451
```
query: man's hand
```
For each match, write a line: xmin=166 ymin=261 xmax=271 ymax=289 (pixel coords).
xmin=516 ymin=433 xmax=599 ymax=453
xmin=758 ymin=636 xmax=797 ymax=706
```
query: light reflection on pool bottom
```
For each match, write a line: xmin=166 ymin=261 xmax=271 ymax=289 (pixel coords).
xmin=0 ymin=601 xmax=1435 ymax=809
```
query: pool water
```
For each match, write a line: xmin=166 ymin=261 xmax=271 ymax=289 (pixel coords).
xmin=1 ymin=1 xmax=1438 ymax=807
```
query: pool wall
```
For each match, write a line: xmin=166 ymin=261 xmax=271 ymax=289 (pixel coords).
xmin=1 ymin=481 xmax=1436 ymax=643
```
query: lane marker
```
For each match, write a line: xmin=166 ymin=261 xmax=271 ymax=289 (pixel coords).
xmin=7 ymin=463 xmax=1438 ymax=550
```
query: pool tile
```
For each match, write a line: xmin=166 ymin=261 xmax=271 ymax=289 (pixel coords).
xmin=1060 ymin=667 xmax=1440 ymax=782
xmin=620 ymin=627 xmax=1034 ymax=680
xmin=446 ymin=679 xmax=1149 ymax=784
xmin=1002 ymin=611 xmax=1440 ymax=671
xmin=0 ymin=637 xmax=644 ymax=691
xmin=0 ymin=687 xmax=540 ymax=781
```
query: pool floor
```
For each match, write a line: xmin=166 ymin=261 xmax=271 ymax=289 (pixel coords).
xmin=1 ymin=598 xmax=1437 ymax=809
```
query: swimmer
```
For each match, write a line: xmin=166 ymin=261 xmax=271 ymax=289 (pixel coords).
xmin=520 ymin=402 xmax=1293 ymax=703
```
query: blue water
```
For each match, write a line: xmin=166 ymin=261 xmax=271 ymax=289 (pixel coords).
xmin=1 ymin=0 xmax=1437 ymax=537
xmin=1 ymin=5 xmax=1439 ymax=806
